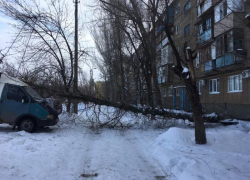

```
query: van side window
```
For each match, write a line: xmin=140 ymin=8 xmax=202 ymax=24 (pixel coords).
xmin=7 ymin=86 xmax=28 ymax=103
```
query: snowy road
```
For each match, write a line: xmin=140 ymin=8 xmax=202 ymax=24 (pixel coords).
xmin=80 ymin=129 xmax=167 ymax=180
xmin=0 ymin=124 xmax=166 ymax=180
xmin=2 ymin=115 xmax=250 ymax=180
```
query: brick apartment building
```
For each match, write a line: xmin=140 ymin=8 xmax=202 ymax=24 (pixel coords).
xmin=156 ymin=0 xmax=250 ymax=119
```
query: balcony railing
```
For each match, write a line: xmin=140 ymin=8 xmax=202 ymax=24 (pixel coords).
xmin=198 ymin=29 xmax=212 ymax=44
xmin=204 ymin=52 xmax=245 ymax=72
xmin=216 ymin=53 xmax=234 ymax=68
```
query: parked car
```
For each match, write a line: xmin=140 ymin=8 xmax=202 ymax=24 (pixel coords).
xmin=0 ymin=74 xmax=61 ymax=132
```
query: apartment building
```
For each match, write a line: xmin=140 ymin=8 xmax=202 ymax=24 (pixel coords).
xmin=157 ymin=0 xmax=250 ymax=119
xmin=157 ymin=0 xmax=199 ymax=111
xmin=195 ymin=0 xmax=250 ymax=119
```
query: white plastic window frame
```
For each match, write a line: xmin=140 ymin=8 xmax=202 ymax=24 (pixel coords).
xmin=209 ymin=79 xmax=220 ymax=94
xmin=228 ymin=75 xmax=243 ymax=93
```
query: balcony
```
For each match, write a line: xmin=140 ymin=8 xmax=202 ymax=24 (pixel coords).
xmin=214 ymin=13 xmax=245 ymax=38
xmin=158 ymin=68 xmax=173 ymax=85
xmin=198 ymin=29 xmax=212 ymax=44
xmin=158 ymin=76 xmax=166 ymax=84
xmin=197 ymin=0 xmax=212 ymax=17
xmin=204 ymin=59 xmax=216 ymax=72
xmin=156 ymin=6 xmax=174 ymax=35
xmin=203 ymin=52 xmax=245 ymax=74
xmin=216 ymin=53 xmax=234 ymax=68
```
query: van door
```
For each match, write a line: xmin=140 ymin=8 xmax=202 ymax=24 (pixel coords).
xmin=0 ymin=85 xmax=30 ymax=124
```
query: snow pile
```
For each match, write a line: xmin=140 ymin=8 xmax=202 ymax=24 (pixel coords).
xmin=204 ymin=112 xmax=217 ymax=118
xmin=182 ymin=67 xmax=189 ymax=73
xmin=236 ymin=120 xmax=250 ymax=132
xmin=149 ymin=123 xmax=250 ymax=180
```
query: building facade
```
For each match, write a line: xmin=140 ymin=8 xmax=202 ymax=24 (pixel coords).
xmin=157 ymin=0 xmax=250 ymax=119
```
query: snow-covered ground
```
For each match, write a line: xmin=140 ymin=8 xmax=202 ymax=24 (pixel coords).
xmin=0 ymin=123 xmax=166 ymax=180
xmin=0 ymin=105 xmax=250 ymax=180
xmin=149 ymin=122 xmax=250 ymax=180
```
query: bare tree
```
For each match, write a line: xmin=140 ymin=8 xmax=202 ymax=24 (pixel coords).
xmin=95 ymin=0 xmax=207 ymax=144
xmin=148 ymin=0 xmax=207 ymax=144
xmin=96 ymin=0 xmax=164 ymax=109
xmin=0 ymin=0 xmax=88 ymax=113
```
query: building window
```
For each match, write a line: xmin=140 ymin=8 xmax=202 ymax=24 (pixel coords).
xmin=215 ymin=0 xmax=244 ymax=23
xmin=176 ymin=2 xmax=180 ymax=14
xmin=176 ymin=25 xmax=179 ymax=34
xmin=216 ymin=31 xmax=234 ymax=57
xmin=161 ymin=46 xmax=168 ymax=65
xmin=162 ymin=88 xmax=166 ymax=97
xmin=198 ymin=16 xmax=212 ymax=44
xmin=209 ymin=79 xmax=220 ymax=94
xmin=228 ymin=75 xmax=242 ymax=92
xmin=162 ymin=66 xmax=167 ymax=83
xmin=184 ymin=24 xmax=190 ymax=35
xmin=214 ymin=0 xmax=229 ymax=23
xmin=215 ymin=30 xmax=244 ymax=68
xmin=196 ymin=52 xmax=200 ymax=68
xmin=157 ymin=67 xmax=163 ymax=84
xmin=197 ymin=0 xmax=212 ymax=16
xmin=161 ymin=45 xmax=173 ymax=65
xmin=158 ymin=66 xmax=168 ymax=84
xmin=168 ymin=88 xmax=173 ymax=96
xmin=184 ymin=1 xmax=191 ymax=13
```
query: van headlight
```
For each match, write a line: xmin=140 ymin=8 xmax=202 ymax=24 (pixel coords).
xmin=47 ymin=115 xmax=54 ymax=119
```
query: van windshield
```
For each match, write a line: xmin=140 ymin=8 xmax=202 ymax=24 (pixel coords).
xmin=23 ymin=87 xmax=43 ymax=101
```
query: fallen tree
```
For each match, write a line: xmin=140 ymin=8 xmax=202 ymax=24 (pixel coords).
xmin=58 ymin=92 xmax=221 ymax=122
xmin=28 ymin=82 xmax=222 ymax=123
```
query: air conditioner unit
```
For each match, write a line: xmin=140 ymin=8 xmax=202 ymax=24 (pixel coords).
xmin=242 ymin=70 xmax=250 ymax=78
xmin=200 ymin=79 xmax=206 ymax=86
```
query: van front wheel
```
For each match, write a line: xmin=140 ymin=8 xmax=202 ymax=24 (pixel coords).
xmin=18 ymin=119 xmax=36 ymax=132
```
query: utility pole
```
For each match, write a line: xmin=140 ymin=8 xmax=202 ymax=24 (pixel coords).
xmin=73 ymin=0 xmax=80 ymax=114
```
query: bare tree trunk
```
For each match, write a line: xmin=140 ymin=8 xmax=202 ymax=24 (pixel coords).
xmin=150 ymin=9 xmax=162 ymax=109
xmin=114 ymin=10 xmax=126 ymax=102
xmin=119 ymin=49 xmax=126 ymax=102
xmin=67 ymin=98 xmax=72 ymax=113
xmin=151 ymin=57 xmax=162 ymax=108
xmin=65 ymin=87 xmax=72 ymax=113
xmin=185 ymin=81 xmax=207 ymax=144
xmin=179 ymin=49 xmax=207 ymax=144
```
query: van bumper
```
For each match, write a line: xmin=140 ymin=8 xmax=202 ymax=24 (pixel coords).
xmin=36 ymin=118 xmax=59 ymax=127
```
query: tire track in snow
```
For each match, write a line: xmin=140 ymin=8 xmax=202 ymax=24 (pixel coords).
xmin=121 ymin=130 xmax=167 ymax=180
xmin=80 ymin=129 xmax=167 ymax=180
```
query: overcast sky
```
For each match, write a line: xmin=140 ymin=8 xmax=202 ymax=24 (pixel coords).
xmin=0 ymin=0 xmax=101 ymax=80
